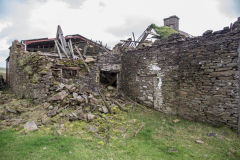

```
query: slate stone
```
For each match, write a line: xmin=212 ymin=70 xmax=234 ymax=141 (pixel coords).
xmin=24 ymin=121 xmax=38 ymax=131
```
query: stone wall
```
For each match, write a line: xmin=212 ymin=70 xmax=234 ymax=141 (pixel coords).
xmin=164 ymin=15 xmax=179 ymax=31
xmin=97 ymin=53 xmax=121 ymax=72
xmin=121 ymin=18 xmax=240 ymax=130
xmin=8 ymin=41 xmax=99 ymax=102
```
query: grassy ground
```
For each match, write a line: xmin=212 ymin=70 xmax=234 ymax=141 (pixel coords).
xmin=0 ymin=104 xmax=239 ymax=160
xmin=0 ymin=68 xmax=6 ymax=79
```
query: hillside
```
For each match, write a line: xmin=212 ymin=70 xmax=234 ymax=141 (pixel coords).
xmin=0 ymin=68 xmax=6 ymax=73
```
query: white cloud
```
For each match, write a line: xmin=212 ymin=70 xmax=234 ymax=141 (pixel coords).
xmin=0 ymin=38 xmax=9 ymax=51
xmin=59 ymin=0 xmax=87 ymax=9
xmin=0 ymin=0 xmax=238 ymax=67
xmin=106 ymin=16 xmax=156 ymax=38
xmin=99 ymin=1 xmax=106 ymax=7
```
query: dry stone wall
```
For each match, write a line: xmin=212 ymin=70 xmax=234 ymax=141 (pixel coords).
xmin=97 ymin=53 xmax=121 ymax=72
xmin=121 ymin=18 xmax=240 ymax=130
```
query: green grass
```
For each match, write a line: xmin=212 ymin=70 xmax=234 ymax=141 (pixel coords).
xmin=151 ymin=24 xmax=178 ymax=39
xmin=0 ymin=107 xmax=240 ymax=160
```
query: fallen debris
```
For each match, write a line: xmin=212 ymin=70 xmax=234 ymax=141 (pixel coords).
xmin=109 ymin=98 xmax=127 ymax=112
xmin=168 ymin=148 xmax=179 ymax=153
xmin=97 ymin=88 xmax=112 ymax=114
xmin=48 ymin=90 xmax=68 ymax=101
xmin=173 ymin=119 xmax=180 ymax=123
xmin=195 ymin=139 xmax=204 ymax=144
xmin=207 ymin=132 xmax=217 ymax=137
xmin=134 ymin=123 xmax=145 ymax=137
xmin=24 ymin=121 xmax=38 ymax=131
xmin=74 ymin=45 xmax=91 ymax=73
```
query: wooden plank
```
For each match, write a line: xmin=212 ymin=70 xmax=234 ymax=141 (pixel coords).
xmin=56 ymin=40 xmax=69 ymax=58
xmin=68 ymin=39 xmax=75 ymax=59
xmin=74 ymin=45 xmax=91 ymax=73
xmin=136 ymin=25 xmax=153 ymax=47
xmin=56 ymin=25 xmax=70 ymax=57
xmin=54 ymin=40 xmax=62 ymax=59
xmin=120 ymin=40 xmax=140 ymax=43
xmin=110 ymin=98 xmax=127 ymax=112
xmin=132 ymin=32 xmax=137 ymax=47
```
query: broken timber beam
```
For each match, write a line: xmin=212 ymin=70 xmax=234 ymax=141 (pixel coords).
xmin=110 ymin=98 xmax=128 ymax=112
xmin=56 ymin=40 xmax=69 ymax=58
xmin=132 ymin=32 xmax=136 ymax=47
xmin=54 ymin=40 xmax=62 ymax=59
xmin=120 ymin=40 xmax=140 ymax=43
xmin=56 ymin=25 xmax=70 ymax=57
xmin=74 ymin=45 xmax=91 ymax=73
xmin=68 ymin=39 xmax=75 ymax=59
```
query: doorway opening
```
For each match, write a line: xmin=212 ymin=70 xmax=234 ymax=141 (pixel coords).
xmin=100 ymin=71 xmax=117 ymax=87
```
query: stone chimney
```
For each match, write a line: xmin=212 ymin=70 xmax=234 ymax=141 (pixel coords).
xmin=164 ymin=15 xmax=179 ymax=31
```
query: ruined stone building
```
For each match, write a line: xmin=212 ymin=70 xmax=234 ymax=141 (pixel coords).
xmin=5 ymin=17 xmax=240 ymax=133
xmin=6 ymin=25 xmax=121 ymax=101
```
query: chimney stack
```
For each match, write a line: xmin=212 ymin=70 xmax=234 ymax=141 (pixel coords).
xmin=164 ymin=15 xmax=179 ymax=31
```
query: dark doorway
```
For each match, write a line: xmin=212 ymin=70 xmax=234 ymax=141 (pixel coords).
xmin=100 ymin=71 xmax=117 ymax=87
xmin=62 ymin=69 xmax=77 ymax=79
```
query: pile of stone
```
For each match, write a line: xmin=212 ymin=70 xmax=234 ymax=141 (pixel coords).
xmin=0 ymin=82 xmax=128 ymax=131
xmin=43 ymin=82 xmax=126 ymax=123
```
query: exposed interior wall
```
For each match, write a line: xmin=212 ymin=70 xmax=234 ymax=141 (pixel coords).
xmin=8 ymin=41 xmax=99 ymax=102
xmin=24 ymin=36 xmax=106 ymax=56
xmin=121 ymin=19 xmax=240 ymax=130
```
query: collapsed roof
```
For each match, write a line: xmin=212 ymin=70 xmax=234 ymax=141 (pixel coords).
xmin=21 ymin=25 xmax=110 ymax=59
xmin=121 ymin=15 xmax=193 ymax=49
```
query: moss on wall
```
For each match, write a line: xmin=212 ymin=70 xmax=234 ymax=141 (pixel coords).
xmin=23 ymin=66 xmax=33 ymax=75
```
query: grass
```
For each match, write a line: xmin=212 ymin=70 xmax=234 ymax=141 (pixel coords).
xmin=0 ymin=105 xmax=239 ymax=160
xmin=151 ymin=24 xmax=178 ymax=39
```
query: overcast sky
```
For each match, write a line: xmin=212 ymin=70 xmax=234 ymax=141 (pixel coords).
xmin=0 ymin=0 xmax=239 ymax=67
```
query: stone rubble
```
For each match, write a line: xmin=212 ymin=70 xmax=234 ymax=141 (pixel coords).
xmin=0 ymin=80 xmax=127 ymax=129
xmin=24 ymin=121 xmax=38 ymax=131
